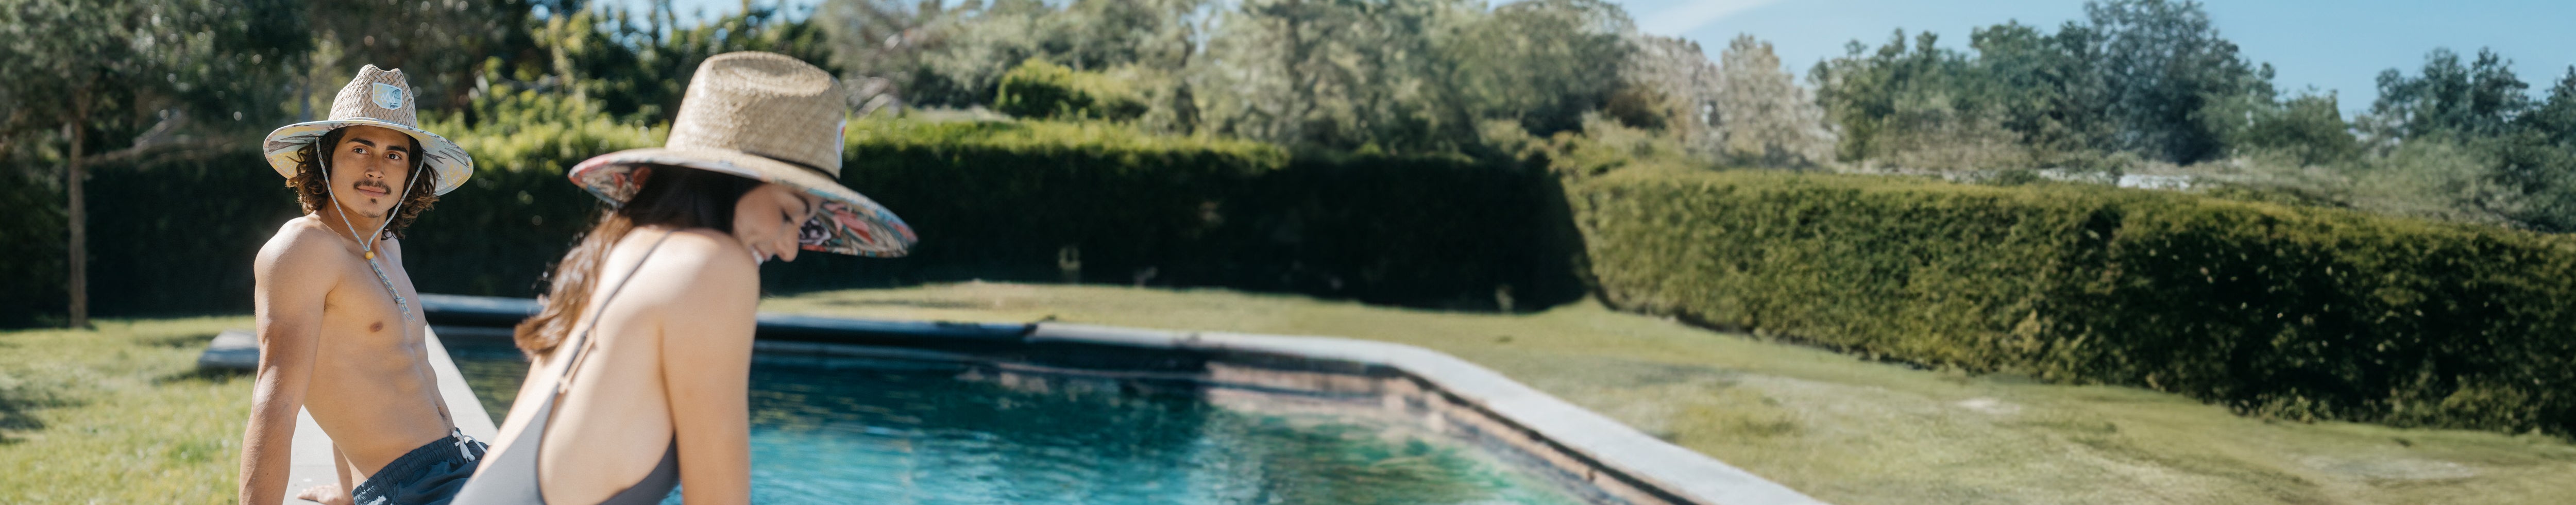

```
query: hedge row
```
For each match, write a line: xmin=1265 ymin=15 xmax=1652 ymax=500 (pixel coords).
xmin=1 ymin=117 xmax=1581 ymax=325
xmin=0 ymin=115 xmax=657 ymax=324
xmin=0 ymin=167 xmax=69 ymax=327
xmin=1570 ymin=169 xmax=2576 ymax=435
xmin=768 ymin=119 xmax=1587 ymax=309
xmin=12 ymin=117 xmax=2573 ymax=437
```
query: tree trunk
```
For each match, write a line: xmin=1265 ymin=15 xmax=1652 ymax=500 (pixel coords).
xmin=66 ymin=89 xmax=89 ymax=329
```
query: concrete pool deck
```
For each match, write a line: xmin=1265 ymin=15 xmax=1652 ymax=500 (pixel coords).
xmin=1013 ymin=323 xmax=1823 ymax=505
xmin=200 ymin=329 xmax=497 ymax=504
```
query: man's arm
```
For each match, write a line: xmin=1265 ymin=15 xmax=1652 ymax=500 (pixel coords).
xmin=240 ymin=232 xmax=332 ymax=505
xmin=333 ymin=445 xmax=354 ymax=498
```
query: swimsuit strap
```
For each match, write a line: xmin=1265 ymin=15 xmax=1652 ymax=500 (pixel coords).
xmin=553 ymin=229 xmax=680 ymax=393
xmin=450 ymin=229 xmax=682 ymax=505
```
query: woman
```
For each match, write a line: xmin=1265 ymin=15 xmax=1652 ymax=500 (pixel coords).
xmin=455 ymin=52 xmax=914 ymax=504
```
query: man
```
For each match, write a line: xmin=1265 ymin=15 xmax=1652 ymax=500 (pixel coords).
xmin=240 ymin=65 xmax=481 ymax=505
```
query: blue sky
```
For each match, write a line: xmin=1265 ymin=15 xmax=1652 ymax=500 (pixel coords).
xmin=1630 ymin=0 xmax=2576 ymax=115
xmin=614 ymin=0 xmax=2576 ymax=114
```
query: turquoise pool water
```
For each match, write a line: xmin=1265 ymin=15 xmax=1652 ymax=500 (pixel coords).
xmin=447 ymin=340 xmax=1590 ymax=504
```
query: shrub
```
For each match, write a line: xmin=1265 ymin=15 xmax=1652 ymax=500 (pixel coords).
xmin=404 ymin=100 xmax=666 ymax=296
xmin=39 ymin=148 xmax=307 ymax=320
xmin=0 ymin=166 xmax=66 ymax=326
xmin=771 ymin=118 xmax=1587 ymax=310
xmin=1572 ymin=169 xmax=2576 ymax=435
xmin=993 ymin=59 xmax=1148 ymax=122
xmin=3 ymin=116 xmax=1581 ymax=326
xmin=0 ymin=104 xmax=666 ymax=324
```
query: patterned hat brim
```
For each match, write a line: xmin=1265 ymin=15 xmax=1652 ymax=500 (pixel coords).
xmin=569 ymin=147 xmax=916 ymax=258
xmin=262 ymin=120 xmax=473 ymax=196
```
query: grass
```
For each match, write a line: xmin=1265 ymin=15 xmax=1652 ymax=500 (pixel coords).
xmin=763 ymin=282 xmax=2576 ymax=505
xmin=9 ymin=285 xmax=2574 ymax=504
xmin=0 ymin=317 xmax=253 ymax=504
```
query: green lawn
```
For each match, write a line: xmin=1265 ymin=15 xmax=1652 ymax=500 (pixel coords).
xmin=8 ymin=285 xmax=2575 ymax=504
xmin=0 ymin=317 xmax=252 ymax=504
xmin=765 ymin=283 xmax=2576 ymax=505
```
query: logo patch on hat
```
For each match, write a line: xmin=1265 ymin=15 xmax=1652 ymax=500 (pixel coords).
xmin=371 ymin=83 xmax=406 ymax=110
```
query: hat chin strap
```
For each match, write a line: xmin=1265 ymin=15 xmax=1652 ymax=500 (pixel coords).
xmin=318 ymin=154 xmax=421 ymax=260
xmin=318 ymin=152 xmax=470 ymax=453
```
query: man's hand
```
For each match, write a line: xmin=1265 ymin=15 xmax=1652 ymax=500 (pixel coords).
xmin=293 ymin=484 xmax=351 ymax=505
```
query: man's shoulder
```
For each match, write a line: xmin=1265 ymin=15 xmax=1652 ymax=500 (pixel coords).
xmin=258 ymin=215 xmax=346 ymax=269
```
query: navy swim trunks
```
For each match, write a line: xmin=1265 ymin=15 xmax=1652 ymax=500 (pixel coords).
xmin=350 ymin=433 xmax=489 ymax=505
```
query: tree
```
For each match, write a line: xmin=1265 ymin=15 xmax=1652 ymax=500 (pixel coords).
xmin=1810 ymin=1 xmax=2273 ymax=168
xmin=1613 ymin=34 xmax=1712 ymax=135
xmin=1195 ymin=0 xmax=1481 ymax=152
xmin=1969 ymin=21 xmax=2112 ymax=162
xmin=304 ymin=0 xmax=535 ymax=113
xmin=1809 ymin=29 xmax=2027 ymax=170
xmin=2486 ymin=68 xmax=2576 ymax=231
xmin=2234 ymin=92 xmax=2359 ymax=166
xmin=873 ymin=0 xmax=1205 ymax=109
xmin=2084 ymin=0 xmax=2273 ymax=164
xmin=2370 ymin=47 xmax=2533 ymax=141
xmin=1 ymin=0 xmax=306 ymax=327
xmin=476 ymin=4 xmax=836 ymax=127
xmin=817 ymin=0 xmax=947 ymax=109
xmin=2528 ymin=68 xmax=2576 ymax=147
xmin=1713 ymin=35 xmax=1834 ymax=167
xmin=1445 ymin=0 xmax=1630 ymax=138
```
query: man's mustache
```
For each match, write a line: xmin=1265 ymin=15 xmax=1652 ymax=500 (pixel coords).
xmin=351 ymin=180 xmax=393 ymax=193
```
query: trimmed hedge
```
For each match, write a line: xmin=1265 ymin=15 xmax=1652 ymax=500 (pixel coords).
xmin=993 ymin=59 xmax=1147 ymax=122
xmin=0 ymin=167 xmax=67 ymax=327
xmin=1 ymin=117 xmax=1581 ymax=325
xmin=1571 ymin=169 xmax=2576 ymax=435
xmin=400 ymin=112 xmax=666 ymax=296
xmin=10 ymin=116 xmax=2571 ymax=437
xmin=0 ymin=115 xmax=660 ymax=323
xmin=769 ymin=119 xmax=1588 ymax=310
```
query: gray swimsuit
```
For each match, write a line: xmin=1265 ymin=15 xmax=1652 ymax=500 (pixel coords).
xmin=454 ymin=232 xmax=681 ymax=504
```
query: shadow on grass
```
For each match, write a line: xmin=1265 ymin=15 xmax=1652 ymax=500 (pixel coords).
xmin=159 ymin=366 xmax=251 ymax=385
xmin=0 ymin=379 xmax=86 ymax=445
xmin=145 ymin=331 xmax=225 ymax=348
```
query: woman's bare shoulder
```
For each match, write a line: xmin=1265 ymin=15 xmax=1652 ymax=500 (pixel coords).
xmin=616 ymin=228 xmax=759 ymax=310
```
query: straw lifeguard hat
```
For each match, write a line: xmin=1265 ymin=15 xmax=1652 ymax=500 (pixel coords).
xmin=262 ymin=65 xmax=472 ymax=195
xmin=568 ymin=52 xmax=914 ymax=257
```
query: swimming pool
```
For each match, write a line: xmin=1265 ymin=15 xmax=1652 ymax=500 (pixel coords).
xmin=426 ymin=294 xmax=1820 ymax=505
xmin=444 ymin=338 xmax=1589 ymax=504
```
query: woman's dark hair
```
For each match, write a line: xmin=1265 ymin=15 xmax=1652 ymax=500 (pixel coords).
xmin=285 ymin=128 xmax=437 ymax=238
xmin=514 ymin=165 xmax=763 ymax=356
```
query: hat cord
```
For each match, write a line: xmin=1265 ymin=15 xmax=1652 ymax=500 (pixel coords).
xmin=318 ymin=152 xmax=471 ymax=457
xmin=317 ymin=153 xmax=423 ymax=324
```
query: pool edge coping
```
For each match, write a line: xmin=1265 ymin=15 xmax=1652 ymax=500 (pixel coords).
xmin=410 ymin=294 xmax=1827 ymax=505
xmin=1026 ymin=322 xmax=1827 ymax=505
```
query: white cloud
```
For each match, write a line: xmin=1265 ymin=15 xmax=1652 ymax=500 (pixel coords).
xmin=1637 ymin=0 xmax=1783 ymax=36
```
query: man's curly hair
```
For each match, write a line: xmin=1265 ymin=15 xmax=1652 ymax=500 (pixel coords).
xmin=285 ymin=128 xmax=439 ymax=239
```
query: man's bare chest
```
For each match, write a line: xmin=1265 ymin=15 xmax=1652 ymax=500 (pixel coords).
xmin=317 ymin=255 xmax=426 ymax=352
